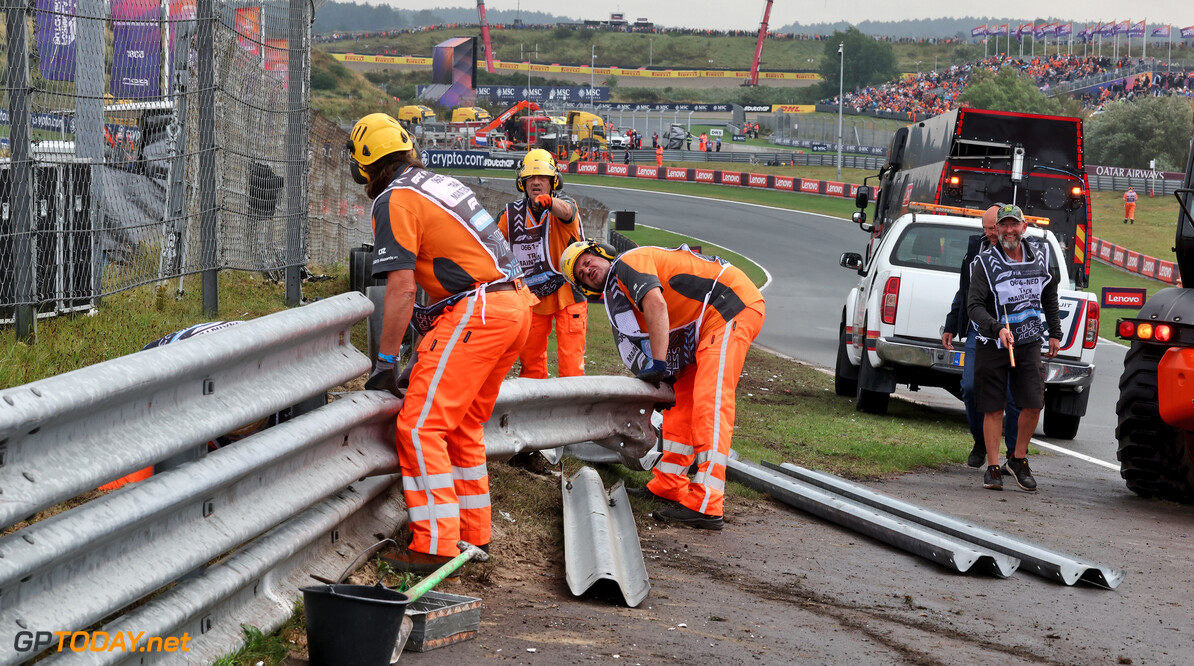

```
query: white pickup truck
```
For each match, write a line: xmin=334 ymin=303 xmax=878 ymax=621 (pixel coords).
xmin=834 ymin=205 xmax=1098 ymax=439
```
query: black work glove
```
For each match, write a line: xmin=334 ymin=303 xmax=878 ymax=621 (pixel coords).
xmin=635 ymin=359 xmax=669 ymax=386
xmin=365 ymin=359 xmax=404 ymax=398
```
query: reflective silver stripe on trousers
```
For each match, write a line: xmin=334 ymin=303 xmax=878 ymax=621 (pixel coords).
xmin=408 ymin=502 xmax=461 ymax=523
xmin=402 ymin=471 xmax=454 ymax=492
xmin=457 ymin=493 xmax=492 ymax=510
xmin=452 ymin=462 xmax=489 ymax=481
xmin=410 ymin=292 xmax=477 ymax=554
xmin=662 ymin=438 xmax=695 ymax=456
xmin=655 ymin=461 xmax=690 ymax=476
xmin=696 ymin=321 xmax=733 ymax=514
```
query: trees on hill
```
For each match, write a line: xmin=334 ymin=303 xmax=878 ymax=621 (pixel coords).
xmin=958 ymin=68 xmax=1065 ymax=115
xmin=1085 ymin=95 xmax=1194 ymax=171
xmin=818 ymin=27 xmax=899 ymax=97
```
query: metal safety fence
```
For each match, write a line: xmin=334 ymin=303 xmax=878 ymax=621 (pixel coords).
xmin=0 ymin=0 xmax=368 ymax=336
xmin=0 ymin=291 xmax=668 ymax=664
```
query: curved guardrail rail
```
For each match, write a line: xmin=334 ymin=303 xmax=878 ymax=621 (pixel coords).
xmin=0 ymin=291 xmax=673 ymax=664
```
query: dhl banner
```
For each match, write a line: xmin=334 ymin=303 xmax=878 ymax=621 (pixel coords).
xmin=330 ymin=53 xmax=821 ymax=80
xmin=772 ymin=104 xmax=816 ymax=113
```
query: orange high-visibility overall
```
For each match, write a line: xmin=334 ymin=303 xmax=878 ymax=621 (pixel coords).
xmin=610 ymin=247 xmax=766 ymax=517
xmin=372 ymin=168 xmax=535 ymax=556
xmin=499 ymin=195 xmax=587 ymax=378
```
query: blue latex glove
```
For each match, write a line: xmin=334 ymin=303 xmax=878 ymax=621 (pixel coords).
xmin=635 ymin=359 xmax=669 ymax=384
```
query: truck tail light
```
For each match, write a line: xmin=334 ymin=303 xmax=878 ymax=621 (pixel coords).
xmin=881 ymin=277 xmax=900 ymax=325
xmin=1084 ymin=301 xmax=1099 ymax=349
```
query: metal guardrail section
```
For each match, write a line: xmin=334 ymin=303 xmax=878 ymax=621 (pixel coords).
xmin=726 ymin=459 xmax=1020 ymax=577
xmin=769 ymin=462 xmax=1125 ymax=589
xmin=562 ymin=467 xmax=650 ymax=608
xmin=0 ymin=392 xmax=403 ymax=665
xmin=62 ymin=475 xmax=406 ymax=666
xmin=482 ymin=377 xmax=673 ymax=461
xmin=0 ymin=292 xmax=374 ymax=528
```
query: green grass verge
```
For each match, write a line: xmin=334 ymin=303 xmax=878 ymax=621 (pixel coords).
xmin=1089 ymin=188 xmax=1181 ymax=261
xmin=211 ymin=604 xmax=305 ymax=666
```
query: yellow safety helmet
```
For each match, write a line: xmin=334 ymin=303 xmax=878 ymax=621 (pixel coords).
xmin=517 ymin=148 xmax=563 ymax=192
xmin=346 ymin=113 xmax=414 ymax=184
xmin=560 ymin=239 xmax=618 ymax=298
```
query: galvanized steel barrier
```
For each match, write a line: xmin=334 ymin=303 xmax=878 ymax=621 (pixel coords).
xmin=0 ymin=291 xmax=669 ymax=664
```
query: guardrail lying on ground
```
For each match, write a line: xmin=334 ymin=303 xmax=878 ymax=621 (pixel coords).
xmin=0 ymin=292 xmax=670 ymax=665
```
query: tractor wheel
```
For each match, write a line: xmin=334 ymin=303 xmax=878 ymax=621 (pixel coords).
xmin=855 ymin=348 xmax=890 ymax=415
xmin=1115 ymin=342 xmax=1194 ymax=503
xmin=1042 ymin=408 xmax=1081 ymax=440
xmin=834 ymin=328 xmax=858 ymax=397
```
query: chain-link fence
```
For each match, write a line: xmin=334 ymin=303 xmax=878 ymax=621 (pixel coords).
xmin=0 ymin=0 xmax=367 ymax=336
xmin=764 ymin=112 xmax=896 ymax=151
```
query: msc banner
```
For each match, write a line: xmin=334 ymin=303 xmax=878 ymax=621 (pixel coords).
xmin=420 ymin=150 xmax=517 ymax=170
xmin=469 ymin=85 xmax=609 ymax=102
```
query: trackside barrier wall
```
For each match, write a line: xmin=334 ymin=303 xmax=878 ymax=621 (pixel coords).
xmin=560 ymin=160 xmax=874 ymax=203
xmin=0 ymin=291 xmax=670 ymax=664
xmin=1090 ymin=236 xmax=1182 ymax=286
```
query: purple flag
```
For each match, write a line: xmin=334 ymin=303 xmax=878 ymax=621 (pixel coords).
xmin=1182 ymin=26 xmax=1194 ymax=39
xmin=111 ymin=0 xmax=161 ymax=98
xmin=1034 ymin=23 xmax=1046 ymax=40
xmin=1100 ymin=21 xmax=1116 ymax=37
xmin=1152 ymin=25 xmax=1170 ymax=38
xmin=1057 ymin=22 xmax=1072 ymax=37
xmin=1114 ymin=20 xmax=1130 ymax=35
xmin=971 ymin=24 xmax=987 ymax=37
xmin=1129 ymin=20 xmax=1145 ymax=37
xmin=35 ymin=0 xmax=77 ymax=82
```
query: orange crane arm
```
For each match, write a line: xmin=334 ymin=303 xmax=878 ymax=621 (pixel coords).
xmin=748 ymin=0 xmax=773 ymax=86
xmin=477 ymin=0 xmax=495 ymax=73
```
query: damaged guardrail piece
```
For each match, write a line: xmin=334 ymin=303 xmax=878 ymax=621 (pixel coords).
xmin=725 ymin=459 xmax=1020 ymax=578
xmin=483 ymin=377 xmax=673 ymax=462
xmin=561 ymin=466 xmax=651 ymax=607
xmin=767 ymin=462 xmax=1125 ymax=590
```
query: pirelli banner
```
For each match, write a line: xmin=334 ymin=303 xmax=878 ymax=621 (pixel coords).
xmin=330 ymin=53 xmax=820 ymax=80
xmin=1089 ymin=237 xmax=1180 ymax=285
xmin=561 ymin=161 xmax=870 ymax=202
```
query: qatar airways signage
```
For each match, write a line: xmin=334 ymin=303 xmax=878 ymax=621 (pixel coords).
xmin=1088 ymin=165 xmax=1181 ymax=181
xmin=1100 ymin=287 xmax=1147 ymax=309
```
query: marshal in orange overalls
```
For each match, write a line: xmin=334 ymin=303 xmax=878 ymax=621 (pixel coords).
xmin=609 ymin=247 xmax=766 ymax=518
xmin=372 ymin=168 xmax=535 ymax=556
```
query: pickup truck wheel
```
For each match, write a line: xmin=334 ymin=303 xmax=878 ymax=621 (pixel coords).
xmin=1115 ymin=342 xmax=1194 ymax=502
xmin=855 ymin=350 xmax=890 ymax=415
xmin=834 ymin=329 xmax=858 ymax=397
xmin=1042 ymin=408 xmax=1081 ymax=440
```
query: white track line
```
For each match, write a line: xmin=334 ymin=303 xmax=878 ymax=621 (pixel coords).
xmin=1029 ymin=438 xmax=1120 ymax=470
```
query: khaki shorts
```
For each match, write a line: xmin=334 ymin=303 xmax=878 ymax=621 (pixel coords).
xmin=974 ymin=341 xmax=1044 ymax=412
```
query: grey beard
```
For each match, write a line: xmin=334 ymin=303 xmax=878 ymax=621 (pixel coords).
xmin=1000 ymin=236 xmax=1020 ymax=251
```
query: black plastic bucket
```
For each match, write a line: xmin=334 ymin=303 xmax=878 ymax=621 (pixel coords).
xmin=302 ymin=583 xmax=411 ymax=666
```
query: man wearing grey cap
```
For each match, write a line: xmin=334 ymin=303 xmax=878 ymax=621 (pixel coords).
xmin=966 ymin=204 xmax=1062 ymax=492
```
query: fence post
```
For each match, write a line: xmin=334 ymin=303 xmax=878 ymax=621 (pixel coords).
xmin=284 ymin=0 xmax=309 ymax=306
xmin=4 ymin=0 xmax=35 ymax=340
xmin=77 ymin=0 xmax=106 ymax=310
xmin=197 ymin=0 xmax=218 ymax=315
